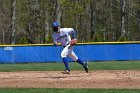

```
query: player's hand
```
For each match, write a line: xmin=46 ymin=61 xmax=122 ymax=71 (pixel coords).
xmin=53 ymin=43 xmax=57 ymax=46
xmin=70 ymin=39 xmax=77 ymax=46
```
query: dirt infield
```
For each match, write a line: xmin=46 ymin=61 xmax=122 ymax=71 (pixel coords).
xmin=0 ymin=70 xmax=140 ymax=89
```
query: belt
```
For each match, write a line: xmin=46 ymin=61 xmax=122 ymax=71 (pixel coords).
xmin=63 ymin=43 xmax=69 ymax=47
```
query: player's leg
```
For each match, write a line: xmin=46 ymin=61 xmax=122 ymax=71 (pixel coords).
xmin=67 ymin=47 xmax=84 ymax=65
xmin=68 ymin=49 xmax=88 ymax=73
xmin=61 ymin=45 xmax=70 ymax=74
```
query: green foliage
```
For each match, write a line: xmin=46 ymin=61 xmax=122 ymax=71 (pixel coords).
xmin=45 ymin=33 xmax=53 ymax=43
xmin=60 ymin=0 xmax=89 ymax=15
xmin=60 ymin=0 xmax=90 ymax=27
xmin=93 ymin=34 xmax=103 ymax=42
xmin=19 ymin=36 xmax=28 ymax=44
xmin=118 ymin=36 xmax=128 ymax=41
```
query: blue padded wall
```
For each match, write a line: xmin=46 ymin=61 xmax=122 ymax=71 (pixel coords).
xmin=0 ymin=43 xmax=140 ymax=63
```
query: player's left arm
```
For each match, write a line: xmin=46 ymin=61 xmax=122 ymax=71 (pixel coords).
xmin=67 ymin=28 xmax=77 ymax=39
xmin=71 ymin=30 xmax=77 ymax=44
xmin=71 ymin=30 xmax=77 ymax=39
xmin=67 ymin=28 xmax=77 ymax=45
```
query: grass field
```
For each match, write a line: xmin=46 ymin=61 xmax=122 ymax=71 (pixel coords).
xmin=0 ymin=61 xmax=140 ymax=72
xmin=0 ymin=61 xmax=140 ymax=93
xmin=0 ymin=88 xmax=140 ymax=93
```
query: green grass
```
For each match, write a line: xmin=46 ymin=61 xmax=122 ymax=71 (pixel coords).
xmin=0 ymin=61 xmax=140 ymax=72
xmin=0 ymin=88 xmax=140 ymax=93
xmin=91 ymin=61 xmax=140 ymax=70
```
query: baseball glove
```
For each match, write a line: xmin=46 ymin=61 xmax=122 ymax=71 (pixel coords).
xmin=70 ymin=39 xmax=77 ymax=46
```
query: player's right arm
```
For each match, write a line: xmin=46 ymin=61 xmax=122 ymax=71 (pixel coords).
xmin=52 ymin=33 xmax=57 ymax=45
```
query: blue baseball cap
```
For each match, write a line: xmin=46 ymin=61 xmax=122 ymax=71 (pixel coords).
xmin=52 ymin=22 xmax=59 ymax=26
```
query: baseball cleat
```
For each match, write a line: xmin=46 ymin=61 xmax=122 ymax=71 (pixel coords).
xmin=83 ymin=62 xmax=88 ymax=73
xmin=62 ymin=70 xmax=70 ymax=74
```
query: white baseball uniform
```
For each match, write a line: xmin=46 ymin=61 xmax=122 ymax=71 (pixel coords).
xmin=52 ymin=28 xmax=78 ymax=61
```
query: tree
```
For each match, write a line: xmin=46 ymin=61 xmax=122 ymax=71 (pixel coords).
xmin=137 ymin=1 xmax=140 ymax=32
xmin=0 ymin=0 xmax=11 ymax=44
xmin=55 ymin=0 xmax=61 ymax=22
xmin=11 ymin=0 xmax=16 ymax=44
xmin=1 ymin=0 xmax=140 ymax=44
xmin=90 ymin=0 xmax=96 ymax=41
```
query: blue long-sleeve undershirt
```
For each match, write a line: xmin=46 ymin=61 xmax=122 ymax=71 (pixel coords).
xmin=71 ymin=30 xmax=77 ymax=39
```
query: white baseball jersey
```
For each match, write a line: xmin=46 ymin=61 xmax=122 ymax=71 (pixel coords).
xmin=52 ymin=28 xmax=74 ymax=46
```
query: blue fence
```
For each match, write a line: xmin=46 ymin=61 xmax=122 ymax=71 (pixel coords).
xmin=0 ymin=42 xmax=140 ymax=63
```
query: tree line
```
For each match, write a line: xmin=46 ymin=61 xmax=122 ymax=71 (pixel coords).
xmin=0 ymin=0 xmax=140 ymax=44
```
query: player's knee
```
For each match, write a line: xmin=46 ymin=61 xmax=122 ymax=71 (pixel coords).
xmin=68 ymin=56 xmax=78 ymax=61
xmin=73 ymin=57 xmax=78 ymax=61
xmin=61 ymin=52 xmax=67 ymax=58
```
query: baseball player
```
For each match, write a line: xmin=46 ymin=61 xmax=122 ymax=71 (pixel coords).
xmin=52 ymin=22 xmax=88 ymax=74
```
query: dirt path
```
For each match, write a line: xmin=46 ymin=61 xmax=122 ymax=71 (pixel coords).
xmin=0 ymin=70 xmax=140 ymax=88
